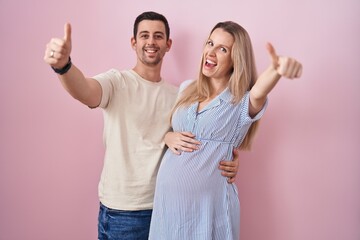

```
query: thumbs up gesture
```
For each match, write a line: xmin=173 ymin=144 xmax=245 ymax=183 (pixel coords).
xmin=44 ymin=23 xmax=72 ymax=69
xmin=266 ymin=42 xmax=302 ymax=79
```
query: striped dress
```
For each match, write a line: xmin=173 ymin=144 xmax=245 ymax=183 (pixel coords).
xmin=149 ymin=82 xmax=267 ymax=240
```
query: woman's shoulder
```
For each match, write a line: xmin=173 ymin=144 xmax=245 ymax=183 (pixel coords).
xmin=179 ymin=79 xmax=195 ymax=93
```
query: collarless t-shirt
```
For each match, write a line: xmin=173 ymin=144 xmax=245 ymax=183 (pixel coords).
xmin=93 ymin=69 xmax=178 ymax=210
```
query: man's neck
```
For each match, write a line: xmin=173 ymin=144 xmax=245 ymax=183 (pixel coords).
xmin=132 ymin=64 xmax=162 ymax=82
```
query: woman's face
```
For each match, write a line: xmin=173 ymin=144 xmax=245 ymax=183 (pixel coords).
xmin=202 ymin=28 xmax=234 ymax=82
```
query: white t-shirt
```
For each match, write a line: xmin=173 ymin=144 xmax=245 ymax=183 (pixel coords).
xmin=93 ymin=69 xmax=178 ymax=210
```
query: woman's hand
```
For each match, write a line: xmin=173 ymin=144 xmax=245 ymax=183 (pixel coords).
xmin=267 ymin=42 xmax=302 ymax=79
xmin=164 ymin=131 xmax=201 ymax=155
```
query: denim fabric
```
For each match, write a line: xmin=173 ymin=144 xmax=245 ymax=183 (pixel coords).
xmin=98 ymin=203 xmax=152 ymax=240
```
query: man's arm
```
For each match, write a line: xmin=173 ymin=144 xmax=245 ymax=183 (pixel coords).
xmin=44 ymin=23 xmax=102 ymax=108
xmin=218 ymin=149 xmax=239 ymax=183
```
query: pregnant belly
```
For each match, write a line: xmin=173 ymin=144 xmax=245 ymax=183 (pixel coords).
xmin=156 ymin=150 xmax=226 ymax=196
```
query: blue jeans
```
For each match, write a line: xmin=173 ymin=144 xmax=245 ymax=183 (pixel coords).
xmin=98 ymin=202 xmax=152 ymax=240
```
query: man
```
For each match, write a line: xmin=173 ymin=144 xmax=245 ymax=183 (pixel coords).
xmin=44 ymin=11 xmax=239 ymax=240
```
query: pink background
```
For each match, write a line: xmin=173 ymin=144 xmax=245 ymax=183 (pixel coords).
xmin=1 ymin=0 xmax=359 ymax=239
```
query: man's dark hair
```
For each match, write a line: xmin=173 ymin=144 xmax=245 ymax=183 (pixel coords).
xmin=133 ymin=11 xmax=170 ymax=40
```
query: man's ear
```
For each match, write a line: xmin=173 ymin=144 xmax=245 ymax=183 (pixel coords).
xmin=131 ymin=37 xmax=136 ymax=50
xmin=166 ymin=38 xmax=172 ymax=52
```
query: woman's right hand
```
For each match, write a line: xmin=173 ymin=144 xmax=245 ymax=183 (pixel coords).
xmin=164 ymin=131 xmax=201 ymax=155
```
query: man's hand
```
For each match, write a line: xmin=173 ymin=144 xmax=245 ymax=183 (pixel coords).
xmin=219 ymin=149 xmax=239 ymax=183
xmin=44 ymin=23 xmax=72 ymax=69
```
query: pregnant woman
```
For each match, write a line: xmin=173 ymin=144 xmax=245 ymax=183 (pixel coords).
xmin=149 ymin=21 xmax=302 ymax=240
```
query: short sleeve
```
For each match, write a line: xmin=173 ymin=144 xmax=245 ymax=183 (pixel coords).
xmin=92 ymin=69 xmax=124 ymax=108
xmin=174 ymin=79 xmax=194 ymax=102
xmin=241 ymin=92 xmax=268 ymax=124
xmin=179 ymin=79 xmax=194 ymax=93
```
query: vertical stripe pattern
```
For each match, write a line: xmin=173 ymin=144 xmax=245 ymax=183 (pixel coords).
xmin=149 ymin=87 xmax=267 ymax=240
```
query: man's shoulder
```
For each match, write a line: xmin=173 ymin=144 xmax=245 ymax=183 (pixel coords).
xmin=105 ymin=69 xmax=139 ymax=83
xmin=162 ymin=81 xmax=179 ymax=93
xmin=160 ymin=81 xmax=179 ymax=99
xmin=93 ymin=68 xmax=122 ymax=81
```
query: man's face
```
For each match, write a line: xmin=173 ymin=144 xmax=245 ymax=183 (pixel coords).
xmin=131 ymin=20 xmax=172 ymax=67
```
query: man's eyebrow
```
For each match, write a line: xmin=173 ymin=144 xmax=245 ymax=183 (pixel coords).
xmin=138 ymin=30 xmax=149 ymax=35
xmin=138 ymin=30 xmax=165 ymax=35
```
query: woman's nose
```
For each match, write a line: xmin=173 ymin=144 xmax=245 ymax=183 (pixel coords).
xmin=208 ymin=47 xmax=216 ymax=56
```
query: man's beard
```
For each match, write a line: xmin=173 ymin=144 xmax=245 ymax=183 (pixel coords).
xmin=140 ymin=52 xmax=162 ymax=66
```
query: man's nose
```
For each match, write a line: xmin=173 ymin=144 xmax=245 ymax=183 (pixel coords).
xmin=147 ymin=36 xmax=155 ymax=44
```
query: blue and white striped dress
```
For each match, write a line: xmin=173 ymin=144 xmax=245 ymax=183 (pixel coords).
xmin=149 ymin=81 xmax=267 ymax=240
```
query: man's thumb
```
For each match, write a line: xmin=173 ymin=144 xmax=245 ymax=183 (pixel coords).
xmin=64 ymin=23 xmax=72 ymax=43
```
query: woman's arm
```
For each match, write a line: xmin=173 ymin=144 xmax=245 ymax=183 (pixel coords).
xmin=249 ymin=43 xmax=303 ymax=117
xmin=164 ymin=131 xmax=201 ymax=155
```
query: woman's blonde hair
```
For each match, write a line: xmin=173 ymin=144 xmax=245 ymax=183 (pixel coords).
xmin=173 ymin=21 xmax=260 ymax=150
